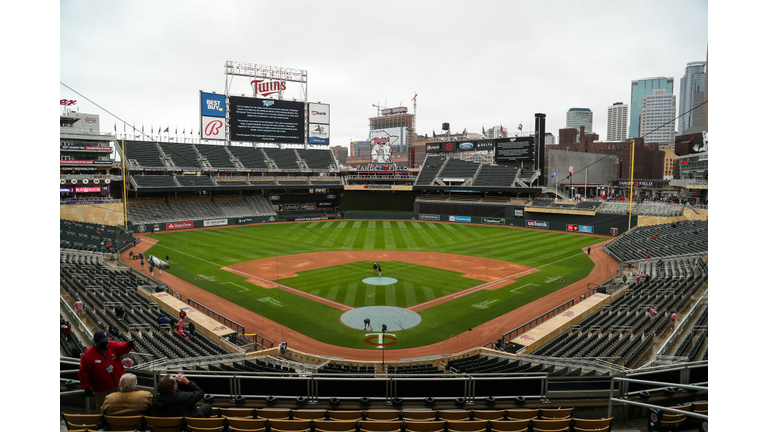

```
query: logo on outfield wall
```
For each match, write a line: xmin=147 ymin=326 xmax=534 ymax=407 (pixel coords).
xmin=610 ymin=227 xmax=619 ymax=236
xmin=482 ymin=217 xmax=505 ymax=225
xmin=137 ymin=225 xmax=146 ymax=233
xmin=419 ymin=214 xmax=440 ymax=221
xmin=514 ymin=209 xmax=524 ymax=218
xmin=526 ymin=220 xmax=549 ymax=229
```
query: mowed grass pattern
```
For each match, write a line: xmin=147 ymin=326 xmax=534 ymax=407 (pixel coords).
xmin=276 ymin=261 xmax=483 ymax=308
xmin=145 ymin=220 xmax=606 ymax=349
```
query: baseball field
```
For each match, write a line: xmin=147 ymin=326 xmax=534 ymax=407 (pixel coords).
xmin=141 ymin=220 xmax=606 ymax=350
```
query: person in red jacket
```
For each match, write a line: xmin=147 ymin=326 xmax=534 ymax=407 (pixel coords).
xmin=78 ymin=329 xmax=135 ymax=410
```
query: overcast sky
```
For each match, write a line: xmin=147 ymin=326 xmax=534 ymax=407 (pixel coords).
xmin=59 ymin=0 xmax=708 ymax=149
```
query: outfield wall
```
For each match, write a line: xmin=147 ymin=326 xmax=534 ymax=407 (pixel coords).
xmin=415 ymin=202 xmax=636 ymax=236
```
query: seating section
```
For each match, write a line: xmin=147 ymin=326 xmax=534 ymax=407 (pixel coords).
xmin=63 ymin=409 xmax=620 ymax=432
xmin=175 ymin=174 xmax=217 ymax=187
xmin=160 ymin=142 xmax=203 ymax=169
xmin=438 ymin=158 xmax=481 ymax=181
xmin=126 ymin=196 xmax=277 ymax=224
xmin=530 ymin=263 xmax=706 ymax=368
xmin=195 ymin=143 xmax=238 ymax=169
xmin=132 ymin=175 xmax=178 ymax=188
xmin=296 ymin=149 xmax=338 ymax=170
xmin=603 ymin=221 xmax=708 ymax=262
xmin=119 ymin=140 xmax=165 ymax=168
xmin=60 ymin=252 xmax=231 ymax=363
xmin=60 ymin=219 xmax=136 ymax=253
xmin=227 ymin=145 xmax=272 ymax=170
xmin=473 ymin=165 xmax=518 ymax=187
xmin=263 ymin=147 xmax=301 ymax=170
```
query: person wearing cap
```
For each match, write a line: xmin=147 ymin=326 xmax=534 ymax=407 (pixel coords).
xmin=78 ymin=329 xmax=135 ymax=410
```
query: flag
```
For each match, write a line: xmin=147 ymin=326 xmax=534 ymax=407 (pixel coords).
xmin=518 ymin=123 xmax=523 ymax=131
xmin=568 ymin=164 xmax=574 ymax=176
xmin=551 ymin=170 xmax=558 ymax=178
xmin=432 ymin=130 xmax=436 ymax=137
xmin=165 ymin=127 xmax=169 ymax=133
xmin=113 ymin=122 xmax=116 ymax=132
xmin=182 ymin=127 xmax=185 ymax=134
xmin=175 ymin=127 xmax=178 ymax=134
xmin=462 ymin=127 xmax=467 ymax=135
xmin=151 ymin=125 xmax=153 ymax=134
xmin=482 ymin=126 xmax=486 ymax=135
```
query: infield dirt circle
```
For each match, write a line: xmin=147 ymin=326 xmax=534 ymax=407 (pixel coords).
xmin=124 ymin=237 xmax=618 ymax=361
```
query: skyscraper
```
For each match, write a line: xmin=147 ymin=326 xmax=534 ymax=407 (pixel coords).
xmin=606 ymin=102 xmax=628 ymax=142
xmin=640 ymin=89 xmax=676 ymax=142
xmin=678 ymin=61 xmax=707 ymax=133
xmin=629 ymin=77 xmax=674 ymax=138
xmin=565 ymin=108 xmax=593 ymax=133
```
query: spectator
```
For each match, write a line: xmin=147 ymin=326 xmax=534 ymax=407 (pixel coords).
xmin=158 ymin=315 xmax=169 ymax=325
xmin=179 ymin=309 xmax=187 ymax=322
xmin=151 ymin=374 xmax=212 ymax=418
xmin=175 ymin=319 xmax=188 ymax=339
xmin=78 ymin=330 xmax=135 ymax=410
xmin=101 ymin=373 xmax=152 ymax=416
xmin=186 ymin=321 xmax=196 ymax=338
xmin=279 ymin=342 xmax=288 ymax=356
xmin=74 ymin=298 xmax=84 ymax=316
xmin=115 ymin=305 xmax=125 ymax=321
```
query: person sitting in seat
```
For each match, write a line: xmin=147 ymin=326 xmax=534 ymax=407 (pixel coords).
xmin=151 ymin=373 xmax=212 ymax=418
xmin=101 ymin=373 xmax=152 ymax=416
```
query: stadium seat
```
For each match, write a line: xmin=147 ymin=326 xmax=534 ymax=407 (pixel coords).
xmin=328 ymin=410 xmax=364 ymax=421
xmin=257 ymin=408 xmax=292 ymax=420
xmin=268 ymin=419 xmax=312 ymax=432
xmin=445 ymin=419 xmax=488 ymax=432
xmin=538 ymin=408 xmax=572 ymax=419
xmin=505 ymin=410 xmax=538 ymax=421
xmin=692 ymin=401 xmax=708 ymax=415
xmin=314 ymin=419 xmax=359 ymax=432
xmin=225 ymin=417 xmax=267 ymax=431
xmin=530 ymin=418 xmax=571 ymax=431
xmin=488 ymin=419 xmax=530 ymax=432
xmin=185 ymin=416 xmax=226 ymax=430
xmin=438 ymin=410 xmax=471 ymax=421
xmin=364 ymin=410 xmax=401 ymax=421
xmin=144 ymin=415 xmax=184 ymax=432
xmin=103 ymin=414 xmax=144 ymax=431
xmin=471 ymin=410 xmax=505 ymax=421
xmin=572 ymin=417 xmax=613 ymax=431
xmin=359 ymin=419 xmax=405 ymax=432
xmin=62 ymin=413 xmax=103 ymax=430
xmin=573 ymin=426 xmax=610 ymax=432
xmin=404 ymin=420 xmax=446 ymax=432
xmin=401 ymin=410 xmax=438 ymax=421
xmin=292 ymin=409 xmax=328 ymax=420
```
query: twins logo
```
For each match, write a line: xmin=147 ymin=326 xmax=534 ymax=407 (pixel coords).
xmin=363 ymin=332 xmax=397 ymax=347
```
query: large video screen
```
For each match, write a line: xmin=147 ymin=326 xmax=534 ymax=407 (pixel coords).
xmin=230 ymin=96 xmax=305 ymax=144
xmin=494 ymin=137 xmax=534 ymax=163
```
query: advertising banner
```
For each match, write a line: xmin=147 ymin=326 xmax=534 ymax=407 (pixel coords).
xmin=419 ymin=214 xmax=440 ymax=221
xmin=425 ymin=143 xmax=442 ymax=153
xmin=201 ymin=92 xmax=226 ymax=118
xmin=230 ymin=96 xmax=305 ymax=144
xmin=526 ymin=220 xmax=549 ymax=229
xmin=308 ymin=103 xmax=330 ymax=124
xmin=448 ymin=215 xmax=471 ymax=223
xmin=166 ymin=221 xmax=194 ymax=230
xmin=482 ymin=217 xmax=505 ymax=225
xmin=309 ymin=123 xmax=330 ymax=144
xmin=203 ymin=219 xmax=228 ymax=227
xmin=201 ymin=116 xmax=225 ymax=140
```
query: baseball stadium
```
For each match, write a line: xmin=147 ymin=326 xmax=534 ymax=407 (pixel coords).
xmin=59 ymin=67 xmax=709 ymax=432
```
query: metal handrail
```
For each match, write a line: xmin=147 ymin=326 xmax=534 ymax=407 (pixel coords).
xmin=607 ymin=376 xmax=708 ymax=419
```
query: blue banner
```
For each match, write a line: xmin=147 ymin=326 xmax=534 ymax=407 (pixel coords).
xmin=201 ymin=92 xmax=226 ymax=118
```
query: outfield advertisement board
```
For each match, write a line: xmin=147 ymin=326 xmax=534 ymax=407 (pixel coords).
xmin=526 ymin=220 xmax=550 ymax=229
xmin=481 ymin=217 xmax=505 ymax=225
xmin=567 ymin=224 xmax=594 ymax=233
xmin=204 ymin=219 xmax=228 ymax=227
xmin=230 ymin=96 xmax=305 ymax=144
xmin=419 ymin=213 xmax=440 ymax=221
xmin=448 ymin=215 xmax=471 ymax=223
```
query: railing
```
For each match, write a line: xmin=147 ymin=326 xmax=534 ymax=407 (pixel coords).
xmin=607 ymin=376 xmax=708 ymax=420
xmin=185 ymin=297 xmax=245 ymax=336
xmin=488 ymin=299 xmax=575 ymax=351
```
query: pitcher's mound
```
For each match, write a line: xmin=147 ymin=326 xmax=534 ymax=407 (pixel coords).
xmin=362 ymin=276 xmax=398 ymax=285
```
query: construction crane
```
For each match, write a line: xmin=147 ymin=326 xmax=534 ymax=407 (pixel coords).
xmin=372 ymin=102 xmax=384 ymax=116
xmin=411 ymin=92 xmax=418 ymax=140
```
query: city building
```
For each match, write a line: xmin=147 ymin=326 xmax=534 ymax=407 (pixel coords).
xmin=629 ymin=77 xmax=674 ymax=138
xmin=640 ymin=90 xmax=677 ymax=143
xmin=565 ymin=108 xmax=593 ymax=133
xmin=678 ymin=61 xmax=706 ymax=134
xmin=485 ymin=125 xmax=508 ymax=139
xmin=606 ymin=102 xmax=628 ymax=142
xmin=330 ymin=145 xmax=348 ymax=165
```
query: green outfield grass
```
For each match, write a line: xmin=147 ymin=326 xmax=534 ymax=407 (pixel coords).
xmin=144 ymin=220 xmax=606 ymax=349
